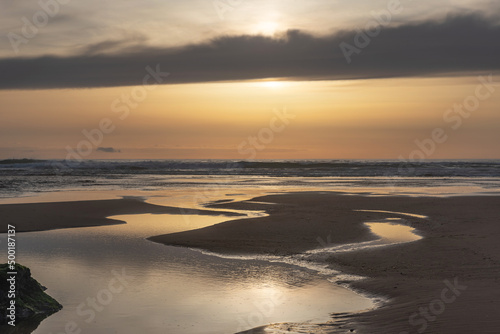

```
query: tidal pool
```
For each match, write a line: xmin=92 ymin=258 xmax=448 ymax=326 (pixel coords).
xmin=9 ymin=211 xmax=374 ymax=334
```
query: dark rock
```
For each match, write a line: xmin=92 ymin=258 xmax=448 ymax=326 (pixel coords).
xmin=0 ymin=263 xmax=62 ymax=328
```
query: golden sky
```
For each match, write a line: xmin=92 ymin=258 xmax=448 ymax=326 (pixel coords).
xmin=1 ymin=75 xmax=499 ymax=159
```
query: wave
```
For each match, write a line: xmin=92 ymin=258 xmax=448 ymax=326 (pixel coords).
xmin=1 ymin=159 xmax=500 ymax=177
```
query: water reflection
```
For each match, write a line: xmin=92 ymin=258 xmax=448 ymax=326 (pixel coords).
xmin=366 ymin=221 xmax=421 ymax=243
xmin=7 ymin=211 xmax=373 ymax=334
xmin=307 ymin=217 xmax=422 ymax=255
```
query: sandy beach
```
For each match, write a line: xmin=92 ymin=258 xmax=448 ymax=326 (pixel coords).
xmin=151 ymin=193 xmax=500 ymax=333
xmin=2 ymin=192 xmax=499 ymax=333
xmin=0 ymin=198 xmax=242 ymax=233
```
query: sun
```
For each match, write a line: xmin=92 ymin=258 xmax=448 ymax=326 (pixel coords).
xmin=247 ymin=79 xmax=293 ymax=89
xmin=255 ymin=21 xmax=279 ymax=36
xmin=258 ymin=80 xmax=286 ymax=89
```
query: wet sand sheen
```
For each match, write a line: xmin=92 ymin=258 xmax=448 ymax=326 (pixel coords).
xmin=1 ymin=192 xmax=500 ymax=333
xmin=150 ymin=193 xmax=500 ymax=334
xmin=2 ymin=206 xmax=374 ymax=334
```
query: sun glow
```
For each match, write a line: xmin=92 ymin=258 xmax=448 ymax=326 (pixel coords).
xmin=255 ymin=21 xmax=279 ymax=35
xmin=258 ymin=80 xmax=287 ymax=89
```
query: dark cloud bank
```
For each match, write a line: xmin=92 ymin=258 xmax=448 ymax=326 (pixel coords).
xmin=1 ymin=13 xmax=499 ymax=89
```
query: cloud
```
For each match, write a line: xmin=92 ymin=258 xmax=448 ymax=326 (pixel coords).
xmin=0 ymin=13 xmax=499 ymax=89
xmin=96 ymin=147 xmax=121 ymax=153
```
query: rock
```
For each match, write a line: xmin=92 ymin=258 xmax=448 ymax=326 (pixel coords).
xmin=0 ymin=263 xmax=62 ymax=327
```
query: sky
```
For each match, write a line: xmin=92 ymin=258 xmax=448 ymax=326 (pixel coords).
xmin=1 ymin=0 xmax=499 ymax=160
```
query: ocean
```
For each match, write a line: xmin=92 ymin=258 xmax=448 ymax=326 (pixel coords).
xmin=2 ymin=159 xmax=500 ymax=200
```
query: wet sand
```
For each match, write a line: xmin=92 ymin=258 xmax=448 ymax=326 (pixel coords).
xmin=151 ymin=193 xmax=500 ymax=334
xmin=2 ymin=193 xmax=499 ymax=333
xmin=0 ymin=198 xmax=242 ymax=233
